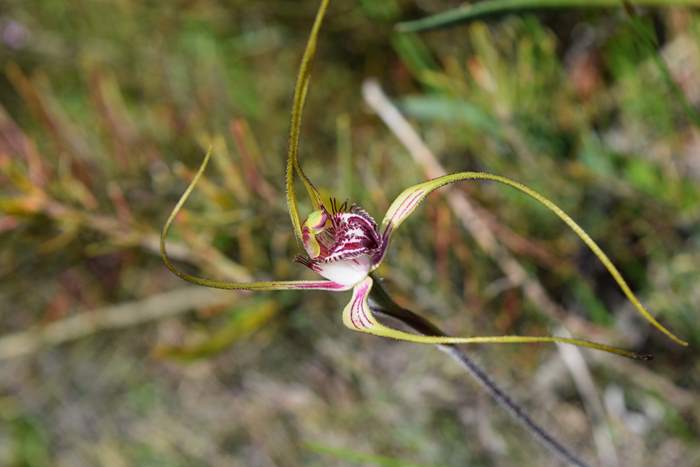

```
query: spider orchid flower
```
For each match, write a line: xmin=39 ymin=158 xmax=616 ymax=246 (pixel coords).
xmin=160 ymin=0 xmax=687 ymax=360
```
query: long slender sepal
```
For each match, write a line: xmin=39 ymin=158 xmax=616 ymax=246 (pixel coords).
xmin=345 ymin=277 xmax=652 ymax=361
xmin=286 ymin=0 xmax=330 ymax=242
xmin=378 ymin=172 xmax=687 ymax=347
xmin=160 ymin=149 xmax=350 ymax=292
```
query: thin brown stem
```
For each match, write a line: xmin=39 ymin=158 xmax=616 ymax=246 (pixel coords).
xmin=368 ymin=273 xmax=589 ymax=467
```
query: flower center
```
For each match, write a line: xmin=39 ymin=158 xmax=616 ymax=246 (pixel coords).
xmin=298 ymin=203 xmax=382 ymax=286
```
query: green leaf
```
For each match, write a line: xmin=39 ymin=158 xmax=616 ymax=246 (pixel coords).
xmin=11 ymin=415 xmax=51 ymax=467
xmin=305 ymin=441 xmax=433 ymax=467
xmin=154 ymin=299 xmax=279 ymax=361
xmin=391 ymin=33 xmax=439 ymax=79
xmin=573 ymin=281 xmax=613 ymax=326
xmin=398 ymin=95 xmax=500 ymax=135
xmin=359 ymin=0 xmax=400 ymax=21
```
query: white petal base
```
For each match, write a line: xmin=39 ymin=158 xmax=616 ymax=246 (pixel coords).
xmin=316 ymin=255 xmax=371 ymax=287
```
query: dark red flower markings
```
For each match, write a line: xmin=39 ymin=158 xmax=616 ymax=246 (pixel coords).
xmin=297 ymin=204 xmax=382 ymax=282
xmin=351 ymin=281 xmax=373 ymax=329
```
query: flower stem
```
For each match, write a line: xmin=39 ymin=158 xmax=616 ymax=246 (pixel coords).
xmin=367 ymin=274 xmax=589 ymax=467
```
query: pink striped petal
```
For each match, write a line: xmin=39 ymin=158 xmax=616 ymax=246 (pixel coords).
xmin=373 ymin=184 xmax=430 ymax=267
xmin=342 ymin=276 xmax=377 ymax=330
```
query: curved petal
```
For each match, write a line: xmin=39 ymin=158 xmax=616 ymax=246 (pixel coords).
xmin=376 ymin=172 xmax=687 ymax=347
xmin=161 ymin=148 xmax=351 ymax=292
xmin=286 ymin=0 xmax=330 ymax=242
xmin=343 ymin=277 xmax=651 ymax=360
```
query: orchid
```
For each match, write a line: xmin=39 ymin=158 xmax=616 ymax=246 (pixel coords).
xmin=160 ymin=0 xmax=686 ymax=361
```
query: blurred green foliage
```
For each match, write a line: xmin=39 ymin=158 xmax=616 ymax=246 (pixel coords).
xmin=1 ymin=1 xmax=699 ymax=466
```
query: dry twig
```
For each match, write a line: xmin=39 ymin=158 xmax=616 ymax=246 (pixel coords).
xmin=0 ymin=286 xmax=232 ymax=360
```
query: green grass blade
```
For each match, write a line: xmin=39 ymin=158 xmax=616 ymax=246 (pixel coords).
xmin=625 ymin=12 xmax=700 ymax=127
xmin=398 ymin=95 xmax=500 ymax=135
xmin=305 ymin=442 xmax=433 ymax=467
xmin=154 ymin=299 xmax=279 ymax=361
xmin=396 ymin=0 xmax=700 ymax=33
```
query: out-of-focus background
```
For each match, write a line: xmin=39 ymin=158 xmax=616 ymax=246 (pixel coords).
xmin=1 ymin=1 xmax=699 ymax=466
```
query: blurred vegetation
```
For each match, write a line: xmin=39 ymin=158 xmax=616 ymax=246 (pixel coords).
xmin=1 ymin=0 xmax=699 ymax=466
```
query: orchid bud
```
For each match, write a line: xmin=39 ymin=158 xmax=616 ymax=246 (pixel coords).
xmin=302 ymin=209 xmax=331 ymax=259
